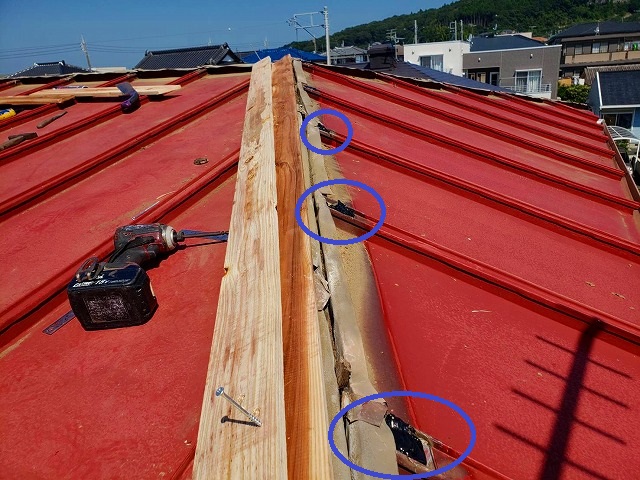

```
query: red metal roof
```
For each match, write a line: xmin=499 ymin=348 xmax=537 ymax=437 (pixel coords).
xmin=0 ymin=68 xmax=249 ymax=478
xmin=1 ymin=61 xmax=639 ymax=479
xmin=303 ymin=63 xmax=640 ymax=479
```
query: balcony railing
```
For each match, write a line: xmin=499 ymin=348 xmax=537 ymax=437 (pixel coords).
xmin=501 ymin=83 xmax=551 ymax=94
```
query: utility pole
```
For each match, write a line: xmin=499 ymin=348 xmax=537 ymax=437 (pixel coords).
xmin=324 ymin=6 xmax=330 ymax=65
xmin=414 ymin=20 xmax=418 ymax=44
xmin=80 ymin=35 xmax=92 ymax=71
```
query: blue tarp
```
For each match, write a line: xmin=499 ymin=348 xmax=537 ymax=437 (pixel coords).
xmin=242 ymin=47 xmax=324 ymax=64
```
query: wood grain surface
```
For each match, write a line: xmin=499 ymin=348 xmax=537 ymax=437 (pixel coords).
xmin=193 ymin=57 xmax=288 ymax=480
xmin=272 ymin=56 xmax=334 ymax=480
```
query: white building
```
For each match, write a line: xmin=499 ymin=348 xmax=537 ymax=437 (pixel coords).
xmin=403 ymin=40 xmax=470 ymax=75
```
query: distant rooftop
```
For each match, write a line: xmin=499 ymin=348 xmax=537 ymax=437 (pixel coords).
xmin=584 ymin=64 xmax=640 ymax=85
xmin=550 ymin=21 xmax=640 ymax=42
xmin=348 ymin=44 xmax=508 ymax=92
xmin=470 ymin=34 xmax=547 ymax=52
xmin=11 ymin=60 xmax=91 ymax=78
xmin=321 ymin=45 xmax=368 ymax=58
xmin=134 ymin=44 xmax=242 ymax=70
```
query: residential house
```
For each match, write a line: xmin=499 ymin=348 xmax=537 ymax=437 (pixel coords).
xmin=134 ymin=44 xmax=242 ymax=70
xmin=356 ymin=43 xmax=507 ymax=92
xmin=463 ymin=33 xmax=561 ymax=98
xmin=11 ymin=60 xmax=91 ymax=77
xmin=321 ymin=45 xmax=368 ymax=65
xmin=549 ymin=21 xmax=640 ymax=80
xmin=588 ymin=69 xmax=640 ymax=136
xmin=403 ymin=40 xmax=470 ymax=75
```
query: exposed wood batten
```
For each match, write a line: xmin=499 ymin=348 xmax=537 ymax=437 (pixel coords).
xmin=293 ymin=60 xmax=399 ymax=479
xmin=272 ymin=55 xmax=334 ymax=480
xmin=193 ymin=57 xmax=287 ymax=479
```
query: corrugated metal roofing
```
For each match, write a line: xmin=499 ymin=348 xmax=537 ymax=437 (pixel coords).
xmin=134 ymin=44 xmax=242 ymax=70
xmin=1 ymin=58 xmax=639 ymax=479
xmin=598 ymin=70 xmax=640 ymax=106
xmin=302 ymin=61 xmax=640 ymax=480
xmin=0 ymin=66 xmax=250 ymax=479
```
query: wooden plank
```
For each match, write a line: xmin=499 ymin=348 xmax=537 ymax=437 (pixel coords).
xmin=0 ymin=95 xmax=74 ymax=105
xmin=293 ymin=59 xmax=399 ymax=478
xmin=30 ymin=85 xmax=181 ymax=97
xmin=193 ymin=57 xmax=287 ymax=479
xmin=272 ymin=56 xmax=334 ymax=480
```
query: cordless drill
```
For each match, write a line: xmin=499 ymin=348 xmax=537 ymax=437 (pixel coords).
xmin=67 ymin=223 xmax=227 ymax=330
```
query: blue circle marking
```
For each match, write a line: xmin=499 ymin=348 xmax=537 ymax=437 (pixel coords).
xmin=328 ymin=391 xmax=476 ymax=479
xmin=300 ymin=108 xmax=353 ymax=155
xmin=295 ymin=179 xmax=386 ymax=246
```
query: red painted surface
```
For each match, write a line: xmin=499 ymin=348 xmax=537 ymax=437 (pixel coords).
xmin=0 ymin=71 xmax=248 ymax=478
xmin=305 ymin=64 xmax=640 ymax=479
xmin=2 ymin=61 xmax=639 ymax=480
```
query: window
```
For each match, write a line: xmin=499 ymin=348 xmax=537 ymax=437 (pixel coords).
xmin=419 ymin=54 xmax=444 ymax=71
xmin=565 ymin=45 xmax=575 ymax=56
xmin=515 ymin=69 xmax=542 ymax=93
xmin=603 ymin=112 xmax=634 ymax=129
xmin=592 ymin=42 xmax=608 ymax=54
xmin=575 ymin=44 xmax=583 ymax=55
xmin=489 ymin=72 xmax=499 ymax=86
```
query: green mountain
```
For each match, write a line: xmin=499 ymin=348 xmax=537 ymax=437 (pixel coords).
xmin=289 ymin=0 xmax=640 ymax=52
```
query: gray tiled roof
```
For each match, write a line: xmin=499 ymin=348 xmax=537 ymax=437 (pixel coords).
xmin=584 ymin=64 xmax=640 ymax=85
xmin=550 ymin=21 xmax=640 ymax=42
xmin=11 ymin=61 xmax=90 ymax=78
xmin=598 ymin=70 xmax=640 ymax=106
xmin=134 ymin=44 xmax=242 ymax=70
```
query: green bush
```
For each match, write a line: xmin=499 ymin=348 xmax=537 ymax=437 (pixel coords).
xmin=557 ymin=84 xmax=591 ymax=103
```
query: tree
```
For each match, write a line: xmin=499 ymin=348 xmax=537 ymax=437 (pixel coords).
xmin=557 ymin=84 xmax=591 ymax=103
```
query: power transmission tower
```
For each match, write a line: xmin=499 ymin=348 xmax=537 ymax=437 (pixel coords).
xmin=80 ymin=35 xmax=92 ymax=71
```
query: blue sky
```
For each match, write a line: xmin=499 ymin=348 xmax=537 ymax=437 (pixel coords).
xmin=0 ymin=1 xmax=449 ymax=74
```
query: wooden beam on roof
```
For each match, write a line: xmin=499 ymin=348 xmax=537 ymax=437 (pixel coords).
xmin=193 ymin=57 xmax=287 ymax=479
xmin=30 ymin=85 xmax=181 ymax=97
xmin=272 ymin=55 xmax=334 ymax=479
xmin=0 ymin=95 xmax=74 ymax=105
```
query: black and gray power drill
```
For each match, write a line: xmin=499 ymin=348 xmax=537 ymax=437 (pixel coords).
xmin=67 ymin=223 xmax=227 ymax=330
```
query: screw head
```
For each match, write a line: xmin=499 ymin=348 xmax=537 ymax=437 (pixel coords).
xmin=215 ymin=387 xmax=224 ymax=396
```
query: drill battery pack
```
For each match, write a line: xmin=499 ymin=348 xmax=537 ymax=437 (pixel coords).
xmin=67 ymin=263 xmax=158 ymax=330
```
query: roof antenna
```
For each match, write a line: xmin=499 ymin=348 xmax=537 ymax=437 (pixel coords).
xmin=595 ymin=22 xmax=600 ymax=35
xmin=80 ymin=35 xmax=93 ymax=71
